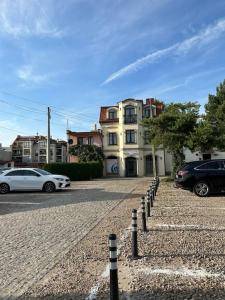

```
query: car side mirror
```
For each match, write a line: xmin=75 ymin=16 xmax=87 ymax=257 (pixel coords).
xmin=36 ymin=173 xmax=41 ymax=177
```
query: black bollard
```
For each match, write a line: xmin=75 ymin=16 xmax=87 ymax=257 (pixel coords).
xmin=150 ymin=188 xmax=154 ymax=207
xmin=131 ymin=209 xmax=138 ymax=258
xmin=146 ymin=190 xmax=151 ymax=217
xmin=141 ymin=196 xmax=147 ymax=232
xmin=109 ymin=234 xmax=119 ymax=300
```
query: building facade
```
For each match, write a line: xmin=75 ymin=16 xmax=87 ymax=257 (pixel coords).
xmin=67 ymin=129 xmax=103 ymax=162
xmin=11 ymin=135 xmax=67 ymax=165
xmin=0 ymin=143 xmax=14 ymax=168
xmin=100 ymin=98 xmax=171 ymax=177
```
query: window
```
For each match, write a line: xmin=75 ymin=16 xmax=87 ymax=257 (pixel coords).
xmin=40 ymin=149 xmax=46 ymax=155
xmin=144 ymin=131 xmax=150 ymax=144
xmin=24 ymin=142 xmax=30 ymax=148
xmin=88 ymin=136 xmax=93 ymax=145
xmin=144 ymin=108 xmax=151 ymax=118
xmin=39 ymin=141 xmax=46 ymax=148
xmin=108 ymin=109 xmax=117 ymax=120
xmin=125 ymin=105 xmax=135 ymax=116
xmin=196 ymin=161 xmax=220 ymax=170
xmin=109 ymin=133 xmax=117 ymax=145
xmin=23 ymin=170 xmax=38 ymax=176
xmin=124 ymin=105 xmax=137 ymax=123
xmin=78 ymin=137 xmax=84 ymax=145
xmin=24 ymin=149 xmax=31 ymax=155
xmin=126 ymin=130 xmax=136 ymax=144
xmin=5 ymin=170 xmax=25 ymax=176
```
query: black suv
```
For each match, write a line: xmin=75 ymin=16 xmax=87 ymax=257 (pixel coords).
xmin=175 ymin=159 xmax=225 ymax=197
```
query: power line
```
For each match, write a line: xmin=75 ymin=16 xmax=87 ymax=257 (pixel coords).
xmin=0 ymin=108 xmax=66 ymax=129
xmin=0 ymin=99 xmax=46 ymax=114
xmin=0 ymin=125 xmax=40 ymax=135
xmin=0 ymin=91 xmax=98 ymax=122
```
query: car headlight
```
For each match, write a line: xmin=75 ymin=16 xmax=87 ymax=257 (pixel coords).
xmin=54 ymin=177 xmax=64 ymax=181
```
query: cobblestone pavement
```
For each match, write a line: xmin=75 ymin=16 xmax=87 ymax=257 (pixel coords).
xmin=0 ymin=178 xmax=147 ymax=299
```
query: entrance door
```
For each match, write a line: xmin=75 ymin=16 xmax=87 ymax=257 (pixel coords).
xmin=145 ymin=155 xmax=153 ymax=176
xmin=125 ymin=157 xmax=137 ymax=177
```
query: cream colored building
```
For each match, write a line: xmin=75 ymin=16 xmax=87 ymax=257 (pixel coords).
xmin=100 ymin=98 xmax=172 ymax=177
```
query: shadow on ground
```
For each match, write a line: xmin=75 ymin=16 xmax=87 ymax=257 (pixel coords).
xmin=0 ymin=188 xmax=143 ymax=216
xmin=5 ymin=286 xmax=224 ymax=300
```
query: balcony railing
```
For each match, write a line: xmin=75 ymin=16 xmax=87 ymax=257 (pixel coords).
xmin=124 ymin=115 xmax=137 ymax=124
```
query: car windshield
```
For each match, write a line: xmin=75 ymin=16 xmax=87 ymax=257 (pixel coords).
xmin=34 ymin=168 xmax=52 ymax=175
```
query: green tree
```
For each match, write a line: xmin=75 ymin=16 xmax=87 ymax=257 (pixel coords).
xmin=204 ymin=79 xmax=225 ymax=149
xmin=142 ymin=102 xmax=200 ymax=177
xmin=69 ymin=144 xmax=104 ymax=162
xmin=187 ymin=119 xmax=215 ymax=153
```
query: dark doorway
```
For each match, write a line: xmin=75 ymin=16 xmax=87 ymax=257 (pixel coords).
xmin=145 ymin=155 xmax=159 ymax=176
xmin=125 ymin=157 xmax=137 ymax=177
xmin=145 ymin=155 xmax=153 ymax=176
xmin=203 ymin=153 xmax=211 ymax=160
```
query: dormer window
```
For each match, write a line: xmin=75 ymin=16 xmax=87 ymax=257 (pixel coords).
xmin=108 ymin=109 xmax=117 ymax=120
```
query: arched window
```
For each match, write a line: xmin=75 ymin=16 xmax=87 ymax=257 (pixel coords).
xmin=124 ymin=105 xmax=135 ymax=116
xmin=124 ymin=105 xmax=136 ymax=123
xmin=108 ymin=109 xmax=117 ymax=120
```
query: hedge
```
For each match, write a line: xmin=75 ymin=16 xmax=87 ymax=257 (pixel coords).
xmin=43 ymin=161 xmax=103 ymax=181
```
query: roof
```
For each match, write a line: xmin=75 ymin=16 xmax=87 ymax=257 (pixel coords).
xmin=12 ymin=135 xmax=66 ymax=145
xmin=67 ymin=130 xmax=102 ymax=137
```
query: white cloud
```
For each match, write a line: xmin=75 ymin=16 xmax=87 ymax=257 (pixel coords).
xmin=0 ymin=0 xmax=63 ymax=38
xmin=103 ymin=18 xmax=225 ymax=84
xmin=16 ymin=65 xmax=51 ymax=83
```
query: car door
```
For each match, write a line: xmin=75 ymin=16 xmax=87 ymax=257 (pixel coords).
xmin=4 ymin=170 xmax=27 ymax=190
xmin=195 ymin=161 xmax=223 ymax=190
xmin=218 ymin=160 xmax=225 ymax=189
xmin=22 ymin=170 xmax=44 ymax=190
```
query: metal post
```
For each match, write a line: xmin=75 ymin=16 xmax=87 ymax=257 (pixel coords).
xmin=141 ymin=196 xmax=147 ymax=232
xmin=131 ymin=209 xmax=138 ymax=258
xmin=150 ymin=189 xmax=154 ymax=207
xmin=146 ymin=190 xmax=150 ymax=217
xmin=47 ymin=107 xmax=51 ymax=164
xmin=109 ymin=234 xmax=119 ymax=300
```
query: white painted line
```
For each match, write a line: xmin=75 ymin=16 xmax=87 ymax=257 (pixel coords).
xmin=0 ymin=202 xmax=41 ymax=205
xmin=137 ymin=267 xmax=224 ymax=278
xmin=155 ymin=224 xmax=225 ymax=230
xmin=85 ymin=209 xmax=140 ymax=299
xmin=0 ymin=193 xmax=73 ymax=197
xmin=156 ymin=206 xmax=225 ymax=210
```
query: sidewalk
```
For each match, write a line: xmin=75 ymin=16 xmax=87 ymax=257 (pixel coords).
xmin=98 ymin=182 xmax=225 ymax=299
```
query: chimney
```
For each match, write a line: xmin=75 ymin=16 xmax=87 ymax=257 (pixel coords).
xmin=94 ymin=124 xmax=97 ymax=131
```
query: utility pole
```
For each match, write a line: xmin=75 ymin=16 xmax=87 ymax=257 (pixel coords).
xmin=47 ymin=107 xmax=51 ymax=163
xmin=66 ymin=119 xmax=70 ymax=163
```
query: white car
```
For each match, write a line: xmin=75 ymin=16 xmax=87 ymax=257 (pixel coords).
xmin=0 ymin=168 xmax=70 ymax=194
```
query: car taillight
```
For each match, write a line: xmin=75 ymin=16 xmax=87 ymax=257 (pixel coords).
xmin=178 ymin=170 xmax=189 ymax=176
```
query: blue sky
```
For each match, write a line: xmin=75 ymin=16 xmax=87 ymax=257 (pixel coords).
xmin=0 ymin=0 xmax=225 ymax=146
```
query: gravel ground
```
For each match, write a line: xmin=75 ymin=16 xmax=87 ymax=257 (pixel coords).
xmin=97 ymin=182 xmax=225 ymax=300
xmin=0 ymin=178 xmax=148 ymax=300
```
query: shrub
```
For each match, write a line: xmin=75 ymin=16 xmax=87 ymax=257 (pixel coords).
xmin=43 ymin=161 xmax=103 ymax=181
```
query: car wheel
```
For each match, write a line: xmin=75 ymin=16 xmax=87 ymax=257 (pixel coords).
xmin=43 ymin=181 xmax=56 ymax=193
xmin=193 ymin=181 xmax=210 ymax=197
xmin=0 ymin=183 xmax=10 ymax=194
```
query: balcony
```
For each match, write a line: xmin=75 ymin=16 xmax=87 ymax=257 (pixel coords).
xmin=124 ymin=115 xmax=137 ymax=124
